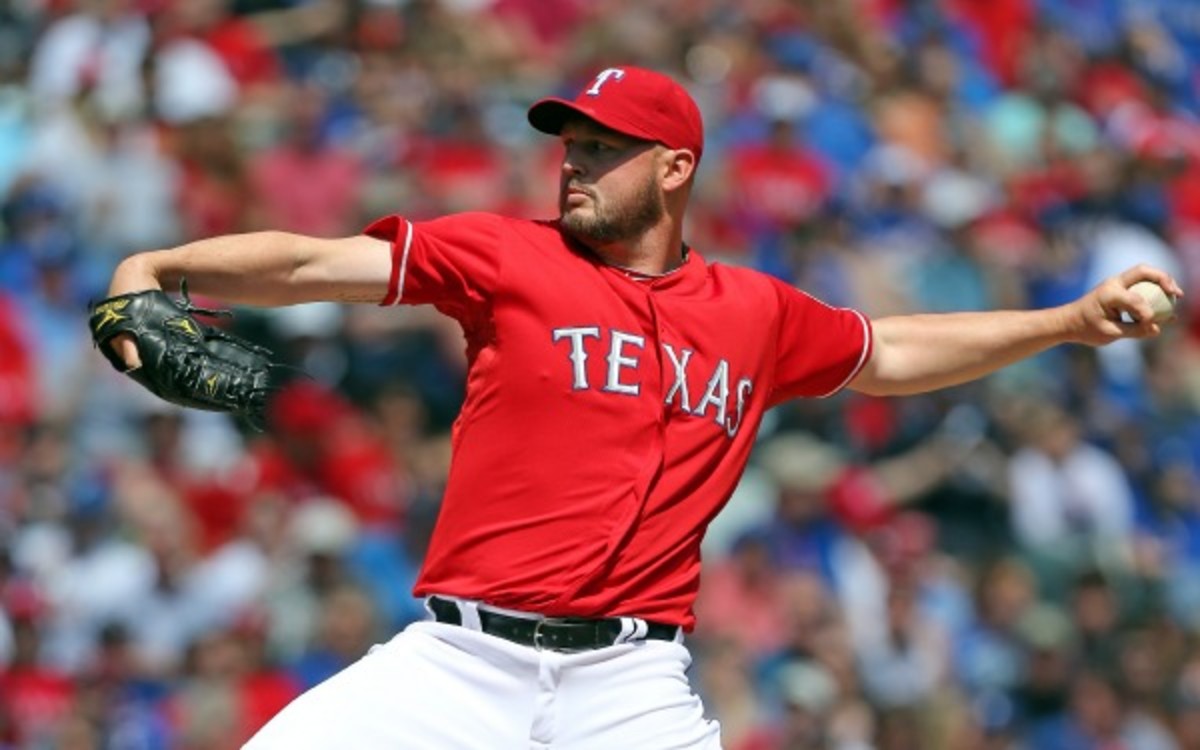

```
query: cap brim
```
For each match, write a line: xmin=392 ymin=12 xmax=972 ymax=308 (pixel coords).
xmin=527 ymin=97 xmax=581 ymax=135
xmin=527 ymin=97 xmax=657 ymax=144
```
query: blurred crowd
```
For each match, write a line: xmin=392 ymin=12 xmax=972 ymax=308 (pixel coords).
xmin=2 ymin=0 xmax=1200 ymax=748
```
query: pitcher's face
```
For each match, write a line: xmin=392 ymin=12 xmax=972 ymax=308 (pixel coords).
xmin=557 ymin=119 xmax=665 ymax=245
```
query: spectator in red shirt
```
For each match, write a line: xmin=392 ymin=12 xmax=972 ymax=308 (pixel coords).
xmin=729 ymin=118 xmax=831 ymax=234
xmin=174 ymin=117 xmax=253 ymax=238
xmin=250 ymin=380 xmax=408 ymax=527
xmin=409 ymin=102 xmax=512 ymax=216
xmin=156 ymin=0 xmax=282 ymax=93
xmin=0 ymin=588 xmax=75 ymax=748
xmin=248 ymin=83 xmax=363 ymax=236
xmin=0 ymin=293 xmax=36 ymax=427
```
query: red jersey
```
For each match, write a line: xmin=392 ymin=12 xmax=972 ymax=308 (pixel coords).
xmin=364 ymin=213 xmax=872 ymax=629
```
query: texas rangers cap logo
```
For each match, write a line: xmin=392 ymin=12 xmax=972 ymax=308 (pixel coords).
xmin=586 ymin=68 xmax=626 ymax=96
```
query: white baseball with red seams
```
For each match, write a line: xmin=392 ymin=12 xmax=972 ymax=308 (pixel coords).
xmin=243 ymin=66 xmax=872 ymax=749
xmin=1129 ymin=280 xmax=1176 ymax=323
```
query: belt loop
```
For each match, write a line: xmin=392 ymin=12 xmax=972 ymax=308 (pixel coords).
xmin=458 ymin=600 xmax=482 ymax=631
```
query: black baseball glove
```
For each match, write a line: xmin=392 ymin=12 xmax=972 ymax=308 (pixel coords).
xmin=88 ymin=281 xmax=276 ymax=427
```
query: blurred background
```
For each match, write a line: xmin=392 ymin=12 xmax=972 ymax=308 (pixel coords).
xmin=2 ymin=0 xmax=1200 ymax=748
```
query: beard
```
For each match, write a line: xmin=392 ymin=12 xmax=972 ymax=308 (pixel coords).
xmin=559 ymin=173 xmax=664 ymax=244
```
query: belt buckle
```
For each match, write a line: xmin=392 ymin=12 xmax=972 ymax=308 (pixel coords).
xmin=531 ymin=617 xmax=571 ymax=651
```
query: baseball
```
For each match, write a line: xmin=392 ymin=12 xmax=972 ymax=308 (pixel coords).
xmin=1129 ymin=280 xmax=1177 ymax=323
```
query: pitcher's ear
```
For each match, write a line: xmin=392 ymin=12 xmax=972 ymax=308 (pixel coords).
xmin=662 ymin=148 xmax=696 ymax=191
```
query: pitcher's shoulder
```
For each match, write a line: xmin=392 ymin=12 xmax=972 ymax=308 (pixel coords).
xmin=705 ymin=260 xmax=788 ymax=292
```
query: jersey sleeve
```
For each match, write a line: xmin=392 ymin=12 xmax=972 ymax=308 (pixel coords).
xmin=363 ymin=211 xmax=505 ymax=323
xmin=768 ymin=278 xmax=873 ymax=405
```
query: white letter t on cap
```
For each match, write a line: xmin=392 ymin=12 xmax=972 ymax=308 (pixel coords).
xmin=586 ymin=68 xmax=625 ymax=96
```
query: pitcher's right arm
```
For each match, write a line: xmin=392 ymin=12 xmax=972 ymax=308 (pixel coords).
xmin=106 ymin=231 xmax=392 ymax=367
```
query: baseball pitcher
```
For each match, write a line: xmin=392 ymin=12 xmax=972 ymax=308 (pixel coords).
xmin=90 ymin=66 xmax=1181 ymax=749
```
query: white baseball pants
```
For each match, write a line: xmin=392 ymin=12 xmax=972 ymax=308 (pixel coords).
xmin=243 ymin=620 xmax=723 ymax=749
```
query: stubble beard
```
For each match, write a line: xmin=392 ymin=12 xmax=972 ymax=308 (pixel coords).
xmin=560 ymin=173 xmax=664 ymax=245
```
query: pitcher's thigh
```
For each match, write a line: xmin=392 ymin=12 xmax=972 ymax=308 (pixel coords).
xmin=244 ymin=626 xmax=534 ymax=749
xmin=558 ymin=643 xmax=723 ymax=750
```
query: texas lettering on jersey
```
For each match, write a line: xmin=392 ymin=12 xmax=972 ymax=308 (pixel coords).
xmin=551 ymin=325 xmax=753 ymax=438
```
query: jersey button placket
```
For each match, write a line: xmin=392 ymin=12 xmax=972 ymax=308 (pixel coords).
xmin=646 ymin=296 xmax=670 ymax=427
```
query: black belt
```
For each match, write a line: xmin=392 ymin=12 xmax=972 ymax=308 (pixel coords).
xmin=428 ymin=596 xmax=678 ymax=652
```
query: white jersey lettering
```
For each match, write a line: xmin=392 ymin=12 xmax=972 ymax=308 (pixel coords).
xmin=663 ymin=343 xmax=693 ymax=413
xmin=726 ymin=377 xmax=753 ymax=437
xmin=604 ymin=330 xmax=645 ymax=396
xmin=552 ymin=326 xmax=601 ymax=390
xmin=694 ymin=359 xmax=730 ymax=427
xmin=552 ymin=326 xmax=754 ymax=439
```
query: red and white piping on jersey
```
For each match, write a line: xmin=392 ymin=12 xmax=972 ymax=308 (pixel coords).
xmin=818 ymin=307 xmax=873 ymax=398
xmin=382 ymin=218 xmax=415 ymax=306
